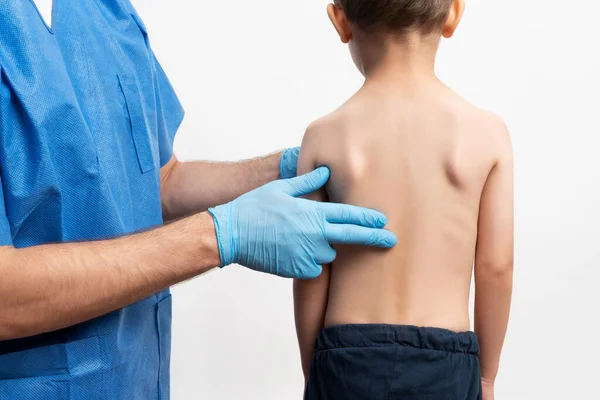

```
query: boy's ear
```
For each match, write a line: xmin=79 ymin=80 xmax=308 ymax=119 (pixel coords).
xmin=442 ymin=0 xmax=465 ymax=38
xmin=327 ymin=4 xmax=352 ymax=43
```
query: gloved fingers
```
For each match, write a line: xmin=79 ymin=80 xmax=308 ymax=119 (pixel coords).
xmin=297 ymin=263 xmax=323 ymax=280
xmin=280 ymin=166 xmax=330 ymax=197
xmin=314 ymin=246 xmax=337 ymax=266
xmin=320 ymin=203 xmax=387 ymax=228
xmin=296 ymin=247 xmax=335 ymax=280
xmin=325 ymin=223 xmax=398 ymax=248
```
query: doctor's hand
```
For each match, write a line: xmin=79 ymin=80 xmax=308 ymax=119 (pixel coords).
xmin=208 ymin=167 xmax=397 ymax=279
xmin=280 ymin=147 xmax=300 ymax=179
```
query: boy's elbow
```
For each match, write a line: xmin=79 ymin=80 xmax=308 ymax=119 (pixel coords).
xmin=475 ymin=259 xmax=514 ymax=278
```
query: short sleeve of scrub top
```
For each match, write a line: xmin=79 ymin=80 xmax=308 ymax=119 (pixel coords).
xmin=151 ymin=51 xmax=185 ymax=167
xmin=0 ymin=73 xmax=16 ymax=246
xmin=0 ymin=175 xmax=11 ymax=246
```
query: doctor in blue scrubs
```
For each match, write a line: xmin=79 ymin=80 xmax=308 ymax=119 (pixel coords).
xmin=0 ymin=1 xmax=397 ymax=399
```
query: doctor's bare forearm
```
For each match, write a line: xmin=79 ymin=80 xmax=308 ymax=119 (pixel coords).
xmin=0 ymin=212 xmax=220 ymax=341
xmin=160 ymin=152 xmax=283 ymax=221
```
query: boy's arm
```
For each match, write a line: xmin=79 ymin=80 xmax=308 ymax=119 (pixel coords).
xmin=474 ymin=123 xmax=514 ymax=388
xmin=293 ymin=127 xmax=331 ymax=381
xmin=294 ymin=264 xmax=330 ymax=380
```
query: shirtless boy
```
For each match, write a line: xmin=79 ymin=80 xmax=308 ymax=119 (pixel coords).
xmin=294 ymin=1 xmax=514 ymax=399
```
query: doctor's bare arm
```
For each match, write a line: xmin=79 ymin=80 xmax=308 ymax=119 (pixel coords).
xmin=160 ymin=151 xmax=283 ymax=221
xmin=0 ymin=212 xmax=220 ymax=341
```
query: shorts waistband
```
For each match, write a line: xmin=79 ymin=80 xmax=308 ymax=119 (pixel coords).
xmin=315 ymin=324 xmax=479 ymax=356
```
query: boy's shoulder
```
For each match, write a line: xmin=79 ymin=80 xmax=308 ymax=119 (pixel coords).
xmin=460 ymin=105 xmax=512 ymax=173
xmin=299 ymin=108 xmax=356 ymax=171
xmin=302 ymin=95 xmax=367 ymax=144
xmin=445 ymin=88 xmax=511 ymax=160
xmin=449 ymin=88 xmax=509 ymax=138
xmin=467 ymin=106 xmax=509 ymax=137
xmin=440 ymin=86 xmax=508 ymax=137
xmin=301 ymin=90 xmax=511 ymax=167
xmin=468 ymin=106 xmax=512 ymax=158
xmin=302 ymin=109 xmax=348 ymax=149
xmin=304 ymin=107 xmax=351 ymax=137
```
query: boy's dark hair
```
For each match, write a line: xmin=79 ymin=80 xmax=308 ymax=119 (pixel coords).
xmin=334 ymin=0 xmax=453 ymax=34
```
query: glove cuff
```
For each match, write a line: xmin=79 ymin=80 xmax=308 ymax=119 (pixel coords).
xmin=208 ymin=205 xmax=235 ymax=267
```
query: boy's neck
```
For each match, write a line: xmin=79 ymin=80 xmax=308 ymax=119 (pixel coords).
xmin=355 ymin=32 xmax=439 ymax=86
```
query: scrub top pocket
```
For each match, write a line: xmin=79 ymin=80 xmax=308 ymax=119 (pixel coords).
xmin=117 ymin=74 xmax=157 ymax=173
xmin=0 ymin=336 xmax=107 ymax=399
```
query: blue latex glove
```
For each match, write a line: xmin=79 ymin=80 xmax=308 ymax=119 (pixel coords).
xmin=208 ymin=167 xmax=397 ymax=279
xmin=280 ymin=147 xmax=301 ymax=179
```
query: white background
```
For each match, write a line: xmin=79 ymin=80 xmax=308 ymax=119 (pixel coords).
xmin=115 ymin=0 xmax=599 ymax=398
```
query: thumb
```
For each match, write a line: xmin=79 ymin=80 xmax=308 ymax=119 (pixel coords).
xmin=281 ymin=167 xmax=330 ymax=197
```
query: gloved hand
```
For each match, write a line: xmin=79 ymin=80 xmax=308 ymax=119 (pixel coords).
xmin=280 ymin=147 xmax=301 ymax=179
xmin=208 ymin=167 xmax=397 ymax=279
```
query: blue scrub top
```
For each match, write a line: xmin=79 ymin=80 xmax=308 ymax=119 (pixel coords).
xmin=0 ymin=1 xmax=184 ymax=399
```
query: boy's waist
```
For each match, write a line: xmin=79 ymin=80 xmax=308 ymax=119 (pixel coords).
xmin=315 ymin=324 xmax=479 ymax=356
xmin=324 ymin=293 xmax=472 ymax=334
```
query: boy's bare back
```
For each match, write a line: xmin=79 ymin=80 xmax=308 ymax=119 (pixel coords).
xmin=295 ymin=2 xmax=513 ymax=396
xmin=299 ymin=79 xmax=511 ymax=333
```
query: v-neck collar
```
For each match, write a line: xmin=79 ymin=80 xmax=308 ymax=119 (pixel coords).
xmin=29 ymin=0 xmax=54 ymax=34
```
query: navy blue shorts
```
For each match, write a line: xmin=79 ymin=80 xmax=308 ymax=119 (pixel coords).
xmin=305 ymin=324 xmax=482 ymax=400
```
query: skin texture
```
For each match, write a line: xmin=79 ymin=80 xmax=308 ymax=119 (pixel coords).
xmin=161 ymin=152 xmax=283 ymax=221
xmin=0 ymin=152 xmax=282 ymax=340
xmin=295 ymin=2 xmax=512 ymax=397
